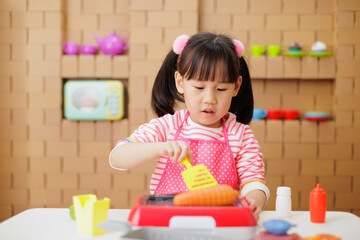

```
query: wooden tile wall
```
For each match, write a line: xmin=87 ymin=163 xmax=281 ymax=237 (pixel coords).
xmin=0 ymin=0 xmax=359 ymax=221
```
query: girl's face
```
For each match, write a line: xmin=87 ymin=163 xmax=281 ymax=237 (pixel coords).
xmin=175 ymin=71 xmax=242 ymax=128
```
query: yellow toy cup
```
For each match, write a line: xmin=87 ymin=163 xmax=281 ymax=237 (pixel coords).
xmin=73 ymin=194 xmax=110 ymax=236
xmin=268 ymin=45 xmax=281 ymax=57
xmin=251 ymin=45 xmax=266 ymax=56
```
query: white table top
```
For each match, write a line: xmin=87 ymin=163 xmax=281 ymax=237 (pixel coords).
xmin=0 ymin=208 xmax=359 ymax=240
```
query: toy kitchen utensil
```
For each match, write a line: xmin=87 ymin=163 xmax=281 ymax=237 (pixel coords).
xmin=173 ymin=185 xmax=238 ymax=206
xmin=64 ymin=80 xmax=124 ymax=121
xmin=310 ymin=184 xmax=327 ymax=223
xmin=81 ymin=44 xmax=97 ymax=55
xmin=98 ymin=220 xmax=224 ymax=240
xmin=128 ymin=194 xmax=257 ymax=240
xmin=304 ymin=111 xmax=330 ymax=121
xmin=62 ymin=42 xmax=79 ymax=55
xmin=73 ymin=194 xmax=110 ymax=236
xmin=276 ymin=186 xmax=292 ymax=218
xmin=283 ymin=42 xmax=306 ymax=57
xmin=283 ymin=110 xmax=300 ymax=120
xmin=251 ymin=45 xmax=266 ymax=56
xmin=255 ymin=231 xmax=301 ymax=240
xmin=309 ymin=41 xmax=332 ymax=57
xmin=95 ymin=32 xmax=129 ymax=56
xmin=267 ymin=45 xmax=281 ymax=57
xmin=253 ymin=109 xmax=267 ymax=120
xmin=263 ymin=219 xmax=296 ymax=235
xmin=267 ymin=109 xmax=284 ymax=120
xmin=181 ymin=157 xmax=218 ymax=191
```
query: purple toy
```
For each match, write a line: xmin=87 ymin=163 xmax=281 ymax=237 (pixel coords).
xmin=62 ymin=42 xmax=79 ymax=55
xmin=95 ymin=32 xmax=129 ymax=56
xmin=81 ymin=44 xmax=97 ymax=55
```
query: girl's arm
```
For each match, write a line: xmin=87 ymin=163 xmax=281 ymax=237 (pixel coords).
xmin=110 ymin=141 xmax=192 ymax=169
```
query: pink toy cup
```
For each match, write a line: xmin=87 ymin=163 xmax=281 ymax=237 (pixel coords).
xmin=81 ymin=44 xmax=97 ymax=55
xmin=62 ymin=42 xmax=79 ymax=55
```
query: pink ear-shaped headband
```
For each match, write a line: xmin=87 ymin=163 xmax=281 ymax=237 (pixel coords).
xmin=173 ymin=34 xmax=245 ymax=57
xmin=173 ymin=34 xmax=190 ymax=55
xmin=232 ymin=39 xmax=245 ymax=57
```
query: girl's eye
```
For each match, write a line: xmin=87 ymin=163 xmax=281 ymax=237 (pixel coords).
xmin=217 ymin=88 xmax=226 ymax=91
xmin=195 ymin=86 xmax=204 ymax=90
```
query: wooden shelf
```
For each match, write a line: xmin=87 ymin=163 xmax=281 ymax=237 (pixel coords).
xmin=61 ymin=55 xmax=129 ymax=78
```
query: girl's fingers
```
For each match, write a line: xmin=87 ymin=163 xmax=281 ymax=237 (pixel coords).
xmin=172 ymin=141 xmax=188 ymax=161
xmin=178 ymin=142 xmax=191 ymax=161
xmin=178 ymin=150 xmax=188 ymax=166
xmin=161 ymin=140 xmax=191 ymax=166
xmin=172 ymin=147 xmax=181 ymax=163
xmin=171 ymin=141 xmax=186 ymax=163
xmin=245 ymin=198 xmax=261 ymax=221
xmin=186 ymin=148 xmax=193 ymax=164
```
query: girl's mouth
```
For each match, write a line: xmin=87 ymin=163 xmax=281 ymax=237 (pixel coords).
xmin=202 ymin=109 xmax=215 ymax=114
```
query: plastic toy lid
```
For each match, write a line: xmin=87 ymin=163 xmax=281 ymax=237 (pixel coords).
xmin=277 ymin=186 xmax=291 ymax=196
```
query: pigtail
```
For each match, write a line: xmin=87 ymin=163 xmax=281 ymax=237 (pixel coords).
xmin=151 ymin=51 xmax=184 ymax=117
xmin=229 ymin=57 xmax=254 ymax=124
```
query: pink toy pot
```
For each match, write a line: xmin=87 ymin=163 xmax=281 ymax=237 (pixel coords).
xmin=81 ymin=44 xmax=97 ymax=55
xmin=95 ymin=32 xmax=129 ymax=56
xmin=62 ymin=42 xmax=79 ymax=55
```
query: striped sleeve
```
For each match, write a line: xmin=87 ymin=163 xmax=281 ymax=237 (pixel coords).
xmin=235 ymin=125 xmax=265 ymax=187
xmin=130 ymin=114 xmax=171 ymax=143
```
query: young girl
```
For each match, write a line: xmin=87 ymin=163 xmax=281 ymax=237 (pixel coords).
xmin=110 ymin=32 xmax=269 ymax=218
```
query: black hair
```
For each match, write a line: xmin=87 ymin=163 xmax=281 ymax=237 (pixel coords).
xmin=151 ymin=32 xmax=254 ymax=124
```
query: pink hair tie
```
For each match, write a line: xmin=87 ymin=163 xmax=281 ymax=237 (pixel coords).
xmin=173 ymin=34 xmax=190 ymax=55
xmin=232 ymin=39 xmax=245 ymax=57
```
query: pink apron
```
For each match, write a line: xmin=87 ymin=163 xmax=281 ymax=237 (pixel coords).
xmin=154 ymin=111 xmax=239 ymax=195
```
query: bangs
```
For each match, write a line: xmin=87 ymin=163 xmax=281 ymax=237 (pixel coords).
xmin=178 ymin=36 xmax=239 ymax=83
xmin=184 ymin=53 xmax=231 ymax=83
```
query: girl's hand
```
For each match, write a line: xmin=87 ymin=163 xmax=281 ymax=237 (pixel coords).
xmin=244 ymin=189 xmax=266 ymax=221
xmin=245 ymin=197 xmax=262 ymax=221
xmin=159 ymin=141 xmax=192 ymax=165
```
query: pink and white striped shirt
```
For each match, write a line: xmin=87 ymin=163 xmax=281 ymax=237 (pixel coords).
xmin=110 ymin=109 xmax=269 ymax=199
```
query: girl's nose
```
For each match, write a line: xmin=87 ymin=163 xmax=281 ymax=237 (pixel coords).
xmin=203 ymin=89 xmax=216 ymax=104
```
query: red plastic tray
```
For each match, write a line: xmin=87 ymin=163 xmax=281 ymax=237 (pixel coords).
xmin=128 ymin=195 xmax=257 ymax=227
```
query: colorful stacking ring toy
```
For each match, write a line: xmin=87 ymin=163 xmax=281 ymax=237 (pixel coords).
xmin=305 ymin=111 xmax=330 ymax=121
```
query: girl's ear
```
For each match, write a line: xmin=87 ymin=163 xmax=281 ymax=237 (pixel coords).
xmin=233 ymin=76 xmax=242 ymax=97
xmin=174 ymin=71 xmax=184 ymax=94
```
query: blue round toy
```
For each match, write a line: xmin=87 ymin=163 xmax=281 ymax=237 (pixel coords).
xmin=263 ymin=219 xmax=296 ymax=235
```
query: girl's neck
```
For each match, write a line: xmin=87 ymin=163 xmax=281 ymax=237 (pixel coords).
xmin=187 ymin=114 xmax=223 ymax=129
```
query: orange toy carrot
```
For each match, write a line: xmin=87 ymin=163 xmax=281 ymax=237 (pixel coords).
xmin=173 ymin=185 xmax=239 ymax=206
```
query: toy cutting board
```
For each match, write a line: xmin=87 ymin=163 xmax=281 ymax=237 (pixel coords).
xmin=181 ymin=157 xmax=218 ymax=191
